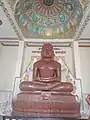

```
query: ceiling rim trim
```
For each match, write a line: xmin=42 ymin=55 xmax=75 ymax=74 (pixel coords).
xmin=0 ymin=0 xmax=24 ymax=41
xmin=74 ymin=1 xmax=90 ymax=41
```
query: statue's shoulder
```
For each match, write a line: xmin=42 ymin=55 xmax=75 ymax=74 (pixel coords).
xmin=34 ymin=60 xmax=42 ymax=66
xmin=52 ymin=60 xmax=61 ymax=66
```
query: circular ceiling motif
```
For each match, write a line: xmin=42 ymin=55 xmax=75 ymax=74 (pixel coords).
xmin=34 ymin=0 xmax=65 ymax=17
xmin=15 ymin=0 xmax=83 ymax=39
xmin=43 ymin=0 xmax=54 ymax=6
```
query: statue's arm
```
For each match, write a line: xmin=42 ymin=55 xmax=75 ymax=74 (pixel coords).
xmin=56 ymin=63 xmax=61 ymax=82
xmin=48 ymin=63 xmax=61 ymax=82
xmin=33 ymin=63 xmax=39 ymax=81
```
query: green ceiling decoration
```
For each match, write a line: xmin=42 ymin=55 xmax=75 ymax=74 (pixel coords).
xmin=15 ymin=0 xmax=83 ymax=39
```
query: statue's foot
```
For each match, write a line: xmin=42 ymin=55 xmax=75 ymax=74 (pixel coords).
xmin=49 ymin=82 xmax=73 ymax=92
xmin=19 ymin=81 xmax=48 ymax=91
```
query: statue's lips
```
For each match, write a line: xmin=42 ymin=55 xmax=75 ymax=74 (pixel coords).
xmin=45 ymin=54 xmax=50 ymax=57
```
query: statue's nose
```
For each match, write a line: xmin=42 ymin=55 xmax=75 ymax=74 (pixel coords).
xmin=46 ymin=48 xmax=49 ymax=51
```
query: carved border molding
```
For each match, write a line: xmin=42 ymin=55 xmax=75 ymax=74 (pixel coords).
xmin=74 ymin=1 xmax=90 ymax=41
xmin=0 ymin=0 xmax=24 ymax=41
xmin=75 ymin=14 xmax=90 ymax=41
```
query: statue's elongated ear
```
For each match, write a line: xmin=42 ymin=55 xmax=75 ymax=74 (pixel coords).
xmin=52 ymin=50 xmax=55 ymax=57
xmin=41 ymin=50 xmax=43 ymax=57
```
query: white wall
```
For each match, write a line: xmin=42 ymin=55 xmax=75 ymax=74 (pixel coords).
xmin=79 ymin=47 xmax=90 ymax=93
xmin=0 ymin=46 xmax=18 ymax=91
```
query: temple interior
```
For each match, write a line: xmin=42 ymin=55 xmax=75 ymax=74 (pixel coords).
xmin=0 ymin=0 xmax=90 ymax=119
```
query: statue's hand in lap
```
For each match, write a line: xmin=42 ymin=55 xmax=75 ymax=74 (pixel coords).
xmin=38 ymin=77 xmax=60 ymax=83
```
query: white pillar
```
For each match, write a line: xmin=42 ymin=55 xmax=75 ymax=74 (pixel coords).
xmin=14 ymin=40 xmax=25 ymax=77
xmin=12 ymin=41 xmax=25 ymax=97
xmin=72 ymin=41 xmax=84 ymax=112
xmin=72 ymin=41 xmax=81 ymax=79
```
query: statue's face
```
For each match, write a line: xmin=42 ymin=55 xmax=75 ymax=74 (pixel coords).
xmin=41 ymin=43 xmax=54 ymax=58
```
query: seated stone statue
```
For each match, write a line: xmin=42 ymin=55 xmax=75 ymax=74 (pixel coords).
xmin=12 ymin=43 xmax=80 ymax=117
xmin=20 ymin=43 xmax=73 ymax=92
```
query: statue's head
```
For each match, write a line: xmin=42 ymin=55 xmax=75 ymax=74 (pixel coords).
xmin=41 ymin=43 xmax=54 ymax=58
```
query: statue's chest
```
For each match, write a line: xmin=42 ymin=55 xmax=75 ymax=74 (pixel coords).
xmin=39 ymin=62 xmax=56 ymax=71
xmin=38 ymin=61 xmax=56 ymax=77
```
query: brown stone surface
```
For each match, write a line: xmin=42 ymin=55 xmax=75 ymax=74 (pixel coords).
xmin=12 ymin=92 xmax=80 ymax=117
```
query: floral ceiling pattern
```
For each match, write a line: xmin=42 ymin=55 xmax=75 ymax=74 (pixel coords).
xmin=14 ymin=0 xmax=83 ymax=39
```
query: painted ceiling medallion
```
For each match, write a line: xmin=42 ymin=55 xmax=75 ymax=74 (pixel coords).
xmin=15 ymin=0 xmax=83 ymax=39
xmin=34 ymin=0 xmax=65 ymax=16
xmin=43 ymin=0 xmax=54 ymax=6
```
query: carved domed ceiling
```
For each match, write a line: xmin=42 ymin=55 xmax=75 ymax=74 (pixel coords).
xmin=14 ymin=0 xmax=83 ymax=39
